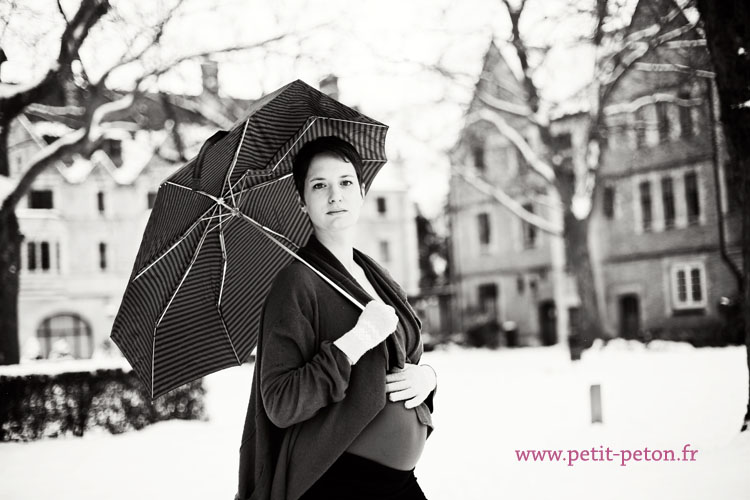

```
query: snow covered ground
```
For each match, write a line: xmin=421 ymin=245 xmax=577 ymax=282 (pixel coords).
xmin=1 ymin=341 xmax=749 ymax=500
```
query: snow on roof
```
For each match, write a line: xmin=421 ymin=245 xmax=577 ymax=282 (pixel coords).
xmin=15 ymin=114 xmax=217 ymax=186
xmin=31 ymin=120 xmax=76 ymax=138
xmin=549 ymin=95 xmax=591 ymax=121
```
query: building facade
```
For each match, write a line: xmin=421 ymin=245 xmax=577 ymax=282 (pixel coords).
xmin=448 ymin=0 xmax=741 ymax=346
xmin=8 ymin=74 xmax=420 ymax=360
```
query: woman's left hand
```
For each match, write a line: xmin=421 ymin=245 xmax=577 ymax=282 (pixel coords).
xmin=385 ymin=363 xmax=437 ymax=409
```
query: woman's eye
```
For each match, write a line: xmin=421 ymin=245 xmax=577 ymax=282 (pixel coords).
xmin=313 ymin=183 xmax=325 ymax=189
xmin=341 ymin=180 xmax=353 ymax=186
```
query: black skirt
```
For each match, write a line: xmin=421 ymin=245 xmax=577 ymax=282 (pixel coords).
xmin=299 ymin=452 xmax=428 ymax=500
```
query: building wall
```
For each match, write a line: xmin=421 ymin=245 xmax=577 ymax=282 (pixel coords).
xmin=448 ymin=1 xmax=740 ymax=345
xmin=10 ymin=119 xmax=422 ymax=359
xmin=357 ymin=164 xmax=420 ymax=296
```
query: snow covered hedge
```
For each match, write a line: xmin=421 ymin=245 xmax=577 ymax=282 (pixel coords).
xmin=0 ymin=366 xmax=205 ymax=441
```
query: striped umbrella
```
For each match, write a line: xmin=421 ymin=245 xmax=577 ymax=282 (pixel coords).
xmin=110 ymin=79 xmax=388 ymax=398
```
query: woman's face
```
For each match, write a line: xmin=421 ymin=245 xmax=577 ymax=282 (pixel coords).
xmin=302 ymin=153 xmax=364 ymax=235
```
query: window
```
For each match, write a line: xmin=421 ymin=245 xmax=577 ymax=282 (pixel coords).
xmin=25 ymin=241 xmax=54 ymax=272
xmin=40 ymin=242 xmax=50 ymax=270
xmin=102 ymin=139 xmax=122 ymax=166
xmin=376 ymin=197 xmax=387 ymax=215
xmin=685 ymin=172 xmax=700 ymax=225
xmin=472 ymin=143 xmax=486 ymax=172
xmin=522 ymin=203 xmax=538 ymax=249
xmin=37 ymin=314 xmax=93 ymax=359
xmin=379 ymin=240 xmax=390 ymax=263
xmin=477 ymin=212 xmax=491 ymax=247
xmin=28 ymin=190 xmax=53 ymax=209
xmin=655 ymin=101 xmax=671 ymax=143
xmin=671 ymin=262 xmax=706 ymax=310
xmin=603 ymin=186 xmax=615 ymax=219
xmin=147 ymin=191 xmax=157 ymax=209
xmin=97 ymin=191 xmax=105 ymax=214
xmin=27 ymin=242 xmax=37 ymax=271
xmin=551 ymin=132 xmax=572 ymax=151
xmin=678 ymin=90 xmax=694 ymax=138
xmin=478 ymin=283 xmax=498 ymax=316
xmin=99 ymin=243 xmax=108 ymax=271
xmin=516 ymin=274 xmax=525 ymax=294
xmin=635 ymin=107 xmax=648 ymax=148
xmin=639 ymin=181 xmax=652 ymax=232
xmin=661 ymin=176 xmax=675 ymax=229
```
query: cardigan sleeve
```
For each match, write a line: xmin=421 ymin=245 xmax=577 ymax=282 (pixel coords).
xmin=259 ymin=267 xmax=353 ymax=429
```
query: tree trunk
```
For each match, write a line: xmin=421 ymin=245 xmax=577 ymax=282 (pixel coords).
xmin=0 ymin=124 xmax=10 ymax=177
xmin=563 ymin=209 xmax=604 ymax=360
xmin=0 ymin=209 xmax=22 ymax=364
xmin=695 ymin=0 xmax=750 ymax=431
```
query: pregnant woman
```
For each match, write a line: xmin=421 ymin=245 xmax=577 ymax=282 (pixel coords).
xmin=236 ymin=136 xmax=437 ymax=500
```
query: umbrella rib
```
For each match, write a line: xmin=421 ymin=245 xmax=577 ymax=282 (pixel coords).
xmin=151 ymin=210 xmax=214 ymax=396
xmin=225 ymin=117 xmax=386 ymax=198
xmin=216 ymin=220 xmax=241 ymax=365
xmin=219 ymin=311 xmax=241 ymax=365
xmin=226 ymin=117 xmax=319 ymax=197
xmin=268 ymin=117 xmax=319 ymax=172
xmin=223 ymin=119 xmax=250 ymax=208
xmin=134 ymin=215 xmax=210 ymax=282
xmin=218 ymin=216 xmax=227 ymax=308
xmin=236 ymin=211 xmax=365 ymax=311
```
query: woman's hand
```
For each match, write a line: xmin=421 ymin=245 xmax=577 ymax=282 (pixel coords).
xmin=385 ymin=363 xmax=437 ymax=409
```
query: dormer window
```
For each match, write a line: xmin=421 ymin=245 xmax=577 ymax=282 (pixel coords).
xmin=28 ymin=189 xmax=53 ymax=209
xmin=102 ymin=138 xmax=123 ymax=166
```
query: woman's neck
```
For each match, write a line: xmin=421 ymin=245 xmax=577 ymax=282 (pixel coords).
xmin=315 ymin=230 xmax=356 ymax=274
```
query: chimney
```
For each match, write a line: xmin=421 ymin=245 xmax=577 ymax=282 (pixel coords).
xmin=319 ymin=74 xmax=339 ymax=101
xmin=201 ymin=60 xmax=219 ymax=95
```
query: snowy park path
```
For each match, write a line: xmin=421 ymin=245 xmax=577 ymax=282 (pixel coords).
xmin=1 ymin=342 xmax=748 ymax=500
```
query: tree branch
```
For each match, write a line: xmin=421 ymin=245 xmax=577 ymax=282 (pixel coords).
xmin=476 ymin=91 xmax=536 ymax=120
xmin=0 ymin=0 xmax=110 ymax=121
xmin=56 ymin=0 xmax=69 ymax=24
xmin=604 ymin=92 xmax=704 ymax=115
xmin=95 ymin=0 xmax=186 ymax=89
xmin=632 ymin=62 xmax=715 ymax=78
xmin=466 ymin=109 xmax=556 ymax=185
xmin=452 ymin=166 xmax=562 ymax=236
xmin=1 ymin=88 xmax=139 ymax=217
xmin=501 ymin=0 xmax=542 ymax=113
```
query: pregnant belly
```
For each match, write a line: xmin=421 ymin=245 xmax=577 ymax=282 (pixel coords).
xmin=346 ymin=400 xmax=428 ymax=471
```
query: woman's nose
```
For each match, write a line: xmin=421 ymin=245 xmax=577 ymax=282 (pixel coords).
xmin=328 ymin=186 xmax=342 ymax=203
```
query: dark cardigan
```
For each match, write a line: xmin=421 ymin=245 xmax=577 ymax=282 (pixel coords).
xmin=236 ymin=236 xmax=434 ymax=500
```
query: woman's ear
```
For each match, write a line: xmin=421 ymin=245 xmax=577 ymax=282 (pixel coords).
xmin=296 ymin=193 xmax=306 ymax=211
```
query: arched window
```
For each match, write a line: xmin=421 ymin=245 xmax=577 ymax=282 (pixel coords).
xmin=36 ymin=314 xmax=93 ymax=359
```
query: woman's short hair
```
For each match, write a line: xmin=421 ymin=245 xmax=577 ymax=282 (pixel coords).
xmin=292 ymin=136 xmax=364 ymax=201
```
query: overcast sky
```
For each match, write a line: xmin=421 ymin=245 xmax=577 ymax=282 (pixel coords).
xmin=2 ymin=0 xmax=606 ymax=217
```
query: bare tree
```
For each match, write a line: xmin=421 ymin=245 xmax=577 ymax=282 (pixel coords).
xmin=0 ymin=0 xmax=319 ymax=364
xmin=695 ymin=0 xmax=750 ymax=431
xmin=448 ymin=0 xmax=710 ymax=357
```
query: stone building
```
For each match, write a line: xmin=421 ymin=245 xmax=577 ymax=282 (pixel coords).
xmin=448 ymin=0 xmax=741 ymax=346
xmin=7 ymin=70 xmax=419 ymax=360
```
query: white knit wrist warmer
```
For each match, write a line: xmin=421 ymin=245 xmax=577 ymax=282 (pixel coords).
xmin=334 ymin=321 xmax=381 ymax=365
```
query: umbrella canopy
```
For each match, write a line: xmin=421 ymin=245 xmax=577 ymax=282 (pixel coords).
xmin=111 ymin=79 xmax=388 ymax=398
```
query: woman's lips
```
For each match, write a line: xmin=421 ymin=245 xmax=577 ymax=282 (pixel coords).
xmin=327 ymin=209 xmax=347 ymax=215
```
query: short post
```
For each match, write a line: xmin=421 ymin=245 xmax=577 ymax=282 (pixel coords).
xmin=590 ymin=384 xmax=603 ymax=424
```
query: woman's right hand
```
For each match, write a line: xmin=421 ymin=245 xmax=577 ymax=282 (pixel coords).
xmin=333 ymin=301 xmax=398 ymax=365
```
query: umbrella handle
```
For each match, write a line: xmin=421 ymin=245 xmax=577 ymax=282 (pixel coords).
xmin=192 ymin=130 xmax=229 ymax=191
